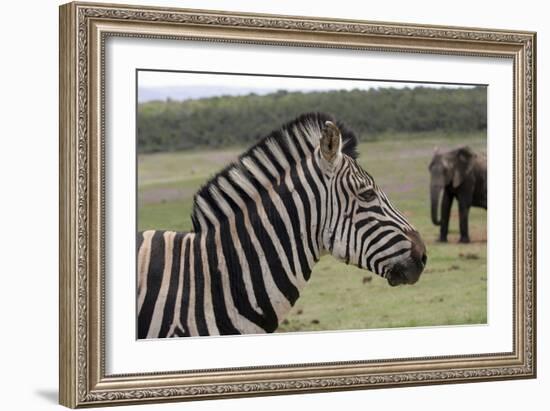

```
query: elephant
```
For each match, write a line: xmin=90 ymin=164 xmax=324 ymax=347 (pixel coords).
xmin=429 ymin=146 xmax=487 ymax=243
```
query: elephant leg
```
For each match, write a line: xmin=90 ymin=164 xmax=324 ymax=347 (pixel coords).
xmin=458 ymin=199 xmax=471 ymax=243
xmin=439 ymin=191 xmax=453 ymax=242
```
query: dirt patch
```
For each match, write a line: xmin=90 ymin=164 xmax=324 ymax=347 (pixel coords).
xmin=140 ymin=186 xmax=196 ymax=205
xmin=203 ymin=150 xmax=240 ymax=165
xmin=469 ymin=227 xmax=487 ymax=243
xmin=459 ymin=252 xmax=480 ymax=260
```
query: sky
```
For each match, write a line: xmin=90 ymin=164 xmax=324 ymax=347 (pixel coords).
xmin=137 ymin=70 xmax=476 ymax=102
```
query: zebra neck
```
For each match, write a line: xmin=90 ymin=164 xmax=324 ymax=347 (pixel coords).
xmin=193 ymin=204 xmax=320 ymax=334
xmin=192 ymin=157 xmax=328 ymax=333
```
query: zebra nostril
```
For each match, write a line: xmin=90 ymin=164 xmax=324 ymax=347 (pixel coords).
xmin=421 ymin=253 xmax=427 ymax=266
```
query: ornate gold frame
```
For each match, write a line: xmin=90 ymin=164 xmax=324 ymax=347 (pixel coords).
xmin=59 ymin=1 xmax=536 ymax=408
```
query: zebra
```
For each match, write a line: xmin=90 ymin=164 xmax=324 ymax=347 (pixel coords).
xmin=137 ymin=112 xmax=427 ymax=338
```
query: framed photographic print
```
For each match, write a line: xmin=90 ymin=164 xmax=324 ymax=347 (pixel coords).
xmin=59 ymin=1 xmax=537 ymax=408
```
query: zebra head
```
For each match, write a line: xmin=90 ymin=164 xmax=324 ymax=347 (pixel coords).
xmin=319 ymin=121 xmax=427 ymax=287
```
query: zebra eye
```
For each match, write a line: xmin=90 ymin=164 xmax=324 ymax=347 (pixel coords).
xmin=359 ymin=189 xmax=377 ymax=202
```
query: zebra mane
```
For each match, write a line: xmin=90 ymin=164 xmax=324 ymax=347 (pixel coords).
xmin=190 ymin=112 xmax=359 ymax=232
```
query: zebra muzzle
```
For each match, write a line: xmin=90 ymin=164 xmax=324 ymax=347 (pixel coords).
xmin=386 ymin=266 xmax=411 ymax=287
xmin=386 ymin=231 xmax=427 ymax=287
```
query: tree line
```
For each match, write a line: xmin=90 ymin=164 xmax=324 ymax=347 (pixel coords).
xmin=137 ymin=86 xmax=487 ymax=153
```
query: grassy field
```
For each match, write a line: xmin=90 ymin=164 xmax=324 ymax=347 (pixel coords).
xmin=138 ymin=132 xmax=487 ymax=332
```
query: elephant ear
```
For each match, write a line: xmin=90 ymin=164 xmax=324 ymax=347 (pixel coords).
xmin=452 ymin=146 xmax=476 ymax=188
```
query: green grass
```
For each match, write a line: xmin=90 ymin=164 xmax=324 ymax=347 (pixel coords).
xmin=138 ymin=132 xmax=487 ymax=332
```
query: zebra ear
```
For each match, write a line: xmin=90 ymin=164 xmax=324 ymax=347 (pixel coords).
xmin=320 ymin=121 xmax=342 ymax=164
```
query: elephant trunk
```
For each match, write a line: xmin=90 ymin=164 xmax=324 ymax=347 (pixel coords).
xmin=430 ymin=185 xmax=442 ymax=226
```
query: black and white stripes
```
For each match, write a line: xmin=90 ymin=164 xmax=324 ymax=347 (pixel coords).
xmin=137 ymin=112 xmax=426 ymax=338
